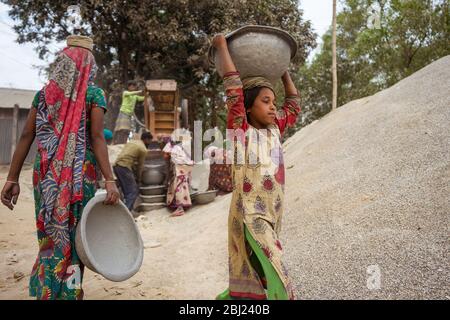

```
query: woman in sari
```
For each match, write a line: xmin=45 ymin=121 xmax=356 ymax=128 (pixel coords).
xmin=163 ymin=139 xmax=194 ymax=217
xmin=0 ymin=35 xmax=120 ymax=300
xmin=212 ymin=35 xmax=301 ymax=300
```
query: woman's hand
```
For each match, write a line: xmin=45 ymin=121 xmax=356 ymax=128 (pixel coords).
xmin=104 ymin=181 xmax=120 ymax=205
xmin=1 ymin=182 xmax=20 ymax=210
xmin=212 ymin=34 xmax=227 ymax=49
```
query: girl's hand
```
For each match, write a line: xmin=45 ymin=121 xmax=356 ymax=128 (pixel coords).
xmin=1 ymin=181 xmax=20 ymax=210
xmin=212 ymin=34 xmax=227 ymax=49
xmin=281 ymin=71 xmax=298 ymax=96
xmin=212 ymin=33 xmax=237 ymax=75
xmin=104 ymin=181 xmax=120 ymax=205
xmin=282 ymin=71 xmax=291 ymax=81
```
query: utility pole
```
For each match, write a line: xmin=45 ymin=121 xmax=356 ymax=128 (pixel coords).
xmin=332 ymin=0 xmax=338 ymax=111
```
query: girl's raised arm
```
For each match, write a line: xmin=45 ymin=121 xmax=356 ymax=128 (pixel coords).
xmin=212 ymin=34 xmax=237 ymax=74
xmin=275 ymin=71 xmax=301 ymax=135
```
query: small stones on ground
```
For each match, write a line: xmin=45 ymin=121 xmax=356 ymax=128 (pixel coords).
xmin=7 ymin=253 xmax=18 ymax=265
xmin=132 ymin=281 xmax=143 ymax=288
xmin=13 ymin=272 xmax=25 ymax=281
xmin=144 ymin=240 xmax=162 ymax=249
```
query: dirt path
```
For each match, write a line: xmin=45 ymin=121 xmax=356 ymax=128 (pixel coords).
xmin=0 ymin=166 xmax=230 ymax=300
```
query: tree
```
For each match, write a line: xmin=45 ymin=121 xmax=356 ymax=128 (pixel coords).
xmin=2 ymin=0 xmax=316 ymax=133
xmin=296 ymin=0 xmax=449 ymax=128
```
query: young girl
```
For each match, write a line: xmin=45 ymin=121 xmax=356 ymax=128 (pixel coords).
xmin=212 ymin=34 xmax=301 ymax=300
xmin=0 ymin=36 xmax=120 ymax=300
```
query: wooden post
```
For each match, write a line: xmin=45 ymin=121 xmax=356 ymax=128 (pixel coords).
xmin=181 ymin=99 xmax=189 ymax=129
xmin=11 ymin=103 xmax=19 ymax=161
xmin=144 ymin=88 xmax=149 ymax=131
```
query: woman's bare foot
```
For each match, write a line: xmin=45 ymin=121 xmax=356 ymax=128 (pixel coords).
xmin=170 ymin=206 xmax=185 ymax=217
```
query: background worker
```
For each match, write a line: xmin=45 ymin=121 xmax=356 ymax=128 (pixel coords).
xmin=113 ymin=132 xmax=153 ymax=210
xmin=113 ymin=80 xmax=145 ymax=144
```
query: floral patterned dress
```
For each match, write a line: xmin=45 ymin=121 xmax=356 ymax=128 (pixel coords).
xmin=29 ymin=86 xmax=107 ymax=300
xmin=163 ymin=142 xmax=194 ymax=210
xmin=222 ymin=71 xmax=300 ymax=300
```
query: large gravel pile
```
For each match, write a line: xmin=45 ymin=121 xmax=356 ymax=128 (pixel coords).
xmin=281 ymin=55 xmax=450 ymax=299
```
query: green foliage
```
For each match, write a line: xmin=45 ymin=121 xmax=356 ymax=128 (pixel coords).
xmin=2 ymin=0 xmax=316 ymax=134
xmin=297 ymin=0 xmax=449 ymax=130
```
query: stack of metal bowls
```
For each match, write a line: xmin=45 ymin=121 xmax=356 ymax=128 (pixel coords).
xmin=141 ymin=164 xmax=166 ymax=186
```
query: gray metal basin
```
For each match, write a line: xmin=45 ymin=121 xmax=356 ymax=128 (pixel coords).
xmin=194 ymin=190 xmax=217 ymax=205
xmin=142 ymin=164 xmax=165 ymax=186
xmin=75 ymin=193 xmax=143 ymax=282
xmin=140 ymin=185 xmax=167 ymax=196
xmin=140 ymin=194 xmax=166 ymax=204
xmin=209 ymin=25 xmax=298 ymax=83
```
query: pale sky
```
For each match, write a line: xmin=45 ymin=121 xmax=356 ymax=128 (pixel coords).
xmin=0 ymin=1 xmax=340 ymax=90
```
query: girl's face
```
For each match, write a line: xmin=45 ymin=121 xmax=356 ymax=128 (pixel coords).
xmin=247 ymin=87 xmax=277 ymax=129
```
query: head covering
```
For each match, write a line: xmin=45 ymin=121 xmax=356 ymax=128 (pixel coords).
xmin=103 ymin=128 xmax=113 ymax=140
xmin=35 ymin=37 xmax=96 ymax=254
xmin=66 ymin=35 xmax=94 ymax=51
xmin=242 ymin=76 xmax=274 ymax=92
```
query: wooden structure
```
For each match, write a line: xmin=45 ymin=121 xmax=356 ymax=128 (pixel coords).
xmin=0 ymin=87 xmax=37 ymax=164
xmin=144 ymin=79 xmax=182 ymax=137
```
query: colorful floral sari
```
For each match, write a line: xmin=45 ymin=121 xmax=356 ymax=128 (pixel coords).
xmin=218 ymin=71 xmax=301 ymax=300
xmin=28 ymin=46 xmax=104 ymax=300
xmin=163 ymin=142 xmax=194 ymax=210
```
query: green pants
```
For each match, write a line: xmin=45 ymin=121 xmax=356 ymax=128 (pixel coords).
xmin=217 ymin=225 xmax=288 ymax=300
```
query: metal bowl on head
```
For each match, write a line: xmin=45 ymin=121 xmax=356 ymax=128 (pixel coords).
xmin=75 ymin=193 xmax=144 ymax=282
xmin=209 ymin=25 xmax=298 ymax=83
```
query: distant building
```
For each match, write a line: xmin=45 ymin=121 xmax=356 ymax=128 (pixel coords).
xmin=0 ymin=87 xmax=37 ymax=164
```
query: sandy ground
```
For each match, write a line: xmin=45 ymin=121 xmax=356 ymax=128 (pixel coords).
xmin=0 ymin=164 xmax=230 ymax=299
xmin=281 ymin=55 xmax=450 ymax=299
xmin=1 ymin=56 xmax=449 ymax=300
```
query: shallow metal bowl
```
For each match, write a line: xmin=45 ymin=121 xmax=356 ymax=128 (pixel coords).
xmin=194 ymin=190 xmax=217 ymax=205
xmin=140 ymin=194 xmax=166 ymax=204
xmin=75 ymin=193 xmax=143 ymax=282
xmin=140 ymin=185 xmax=167 ymax=196
xmin=209 ymin=25 xmax=297 ymax=83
